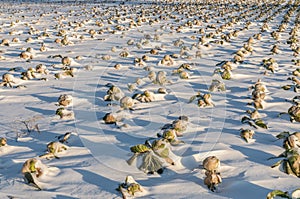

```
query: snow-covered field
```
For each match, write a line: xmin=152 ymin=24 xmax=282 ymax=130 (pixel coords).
xmin=0 ymin=0 xmax=300 ymax=198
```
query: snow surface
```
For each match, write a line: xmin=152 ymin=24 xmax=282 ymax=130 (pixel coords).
xmin=0 ymin=0 xmax=299 ymax=198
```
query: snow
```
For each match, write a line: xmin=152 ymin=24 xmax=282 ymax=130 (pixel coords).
xmin=0 ymin=0 xmax=300 ymax=198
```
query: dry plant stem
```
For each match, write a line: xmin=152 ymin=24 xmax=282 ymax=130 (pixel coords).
xmin=21 ymin=120 xmax=31 ymax=133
